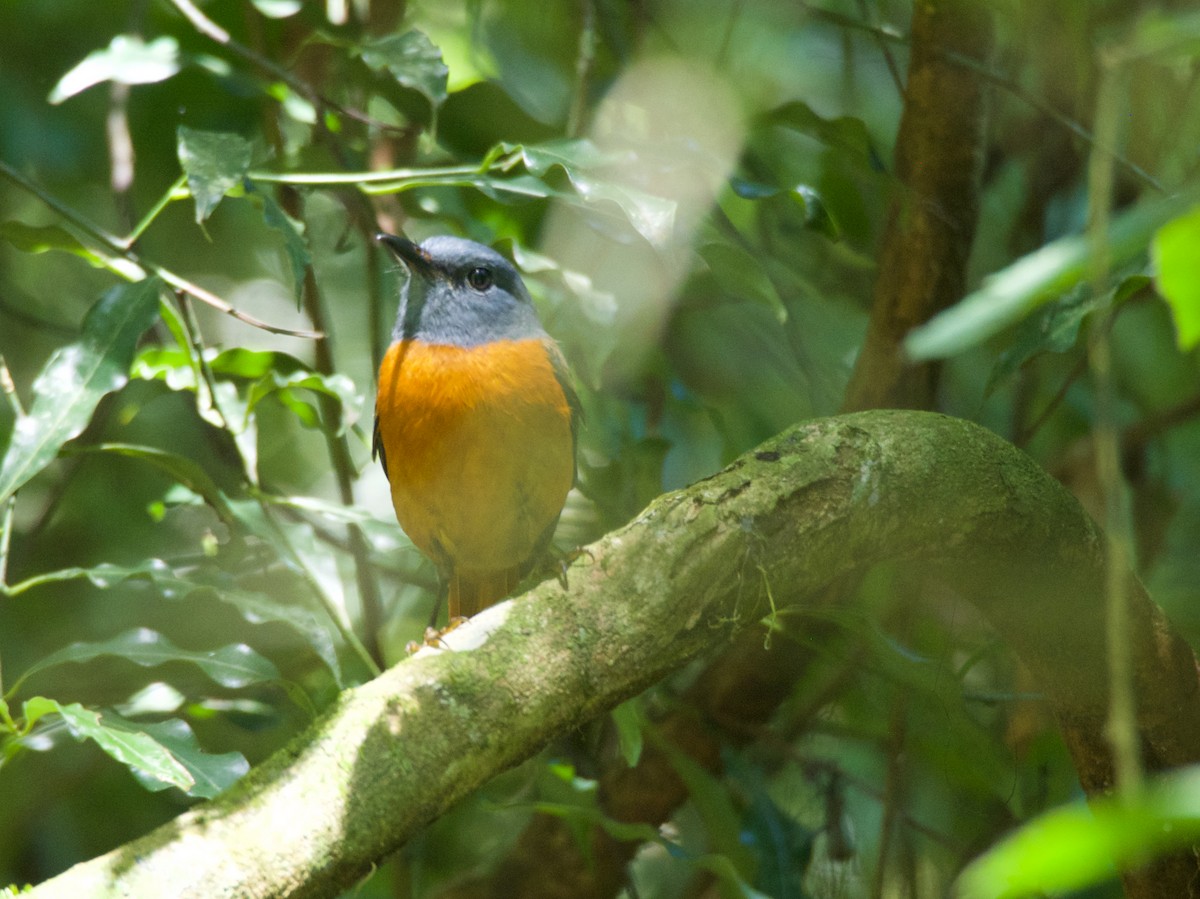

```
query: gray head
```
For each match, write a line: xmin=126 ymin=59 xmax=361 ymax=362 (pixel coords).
xmin=377 ymin=233 xmax=547 ymax=348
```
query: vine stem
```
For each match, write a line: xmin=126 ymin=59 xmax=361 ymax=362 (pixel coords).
xmin=1088 ymin=53 xmax=1143 ymax=797
xmin=0 ymin=159 xmax=320 ymax=339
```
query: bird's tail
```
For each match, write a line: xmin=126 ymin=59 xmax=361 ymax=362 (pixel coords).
xmin=448 ymin=567 xmax=522 ymax=619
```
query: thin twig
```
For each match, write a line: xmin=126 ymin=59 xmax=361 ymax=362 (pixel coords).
xmin=1088 ymin=56 xmax=1143 ymax=796
xmin=567 ymin=0 xmax=597 ymax=138
xmin=0 ymin=158 xmax=320 ymax=339
xmin=854 ymin=0 xmax=906 ymax=98
xmin=801 ymin=3 xmax=1163 ymax=193
xmin=166 ymin=0 xmax=408 ymax=135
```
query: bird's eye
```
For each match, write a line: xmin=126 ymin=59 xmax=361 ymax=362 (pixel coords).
xmin=466 ymin=267 xmax=493 ymax=291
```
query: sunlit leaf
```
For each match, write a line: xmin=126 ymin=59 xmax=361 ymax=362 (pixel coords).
xmin=50 ymin=35 xmax=181 ymax=104
xmin=0 ymin=278 xmax=161 ymax=505
xmin=906 ymin=188 xmax=1200 ymax=360
xmin=1152 ymin=203 xmax=1200 ymax=349
xmin=958 ymin=767 xmax=1200 ymax=898
xmin=514 ymin=140 xmax=677 ymax=245
xmin=250 ymin=0 xmax=302 ymax=17
xmin=13 ymin=628 xmax=281 ymax=694
xmin=0 ymin=222 xmax=97 ymax=261
xmin=22 ymin=697 xmax=194 ymax=792
xmin=177 ymin=127 xmax=252 ymax=223
xmin=360 ymin=30 xmax=449 ymax=111
xmin=99 ymin=713 xmax=248 ymax=798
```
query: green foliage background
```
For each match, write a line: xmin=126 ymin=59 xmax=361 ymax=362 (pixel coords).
xmin=2 ymin=1 xmax=1200 ymax=896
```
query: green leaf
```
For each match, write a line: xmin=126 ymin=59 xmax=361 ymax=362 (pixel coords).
xmin=23 ymin=698 xmax=194 ymax=792
xmin=177 ymin=127 xmax=253 ymax=223
xmin=515 ymin=140 xmax=678 ymax=245
xmin=4 ymin=558 xmax=344 ymax=684
xmin=762 ymin=100 xmax=881 ymax=171
xmin=700 ymin=242 xmax=787 ymax=321
xmin=0 ymin=278 xmax=161 ymax=505
xmin=82 ymin=443 xmax=236 ymax=522
xmin=98 ymin=713 xmax=248 ymax=798
xmin=958 ymin=767 xmax=1200 ymax=898
xmin=0 ymin=221 xmax=146 ymax=281
xmin=246 ymin=182 xmax=311 ymax=304
xmin=250 ymin=0 xmax=302 ymax=16
xmin=1152 ymin=203 xmax=1200 ymax=349
xmin=0 ymin=222 xmax=97 ymax=261
xmin=985 ymin=274 xmax=1151 ymax=395
xmin=12 ymin=628 xmax=281 ymax=695
xmin=610 ymin=699 xmax=644 ymax=768
xmin=360 ymin=29 xmax=449 ymax=111
xmin=906 ymin=188 xmax=1200 ymax=360
xmin=50 ymin=34 xmax=181 ymax=104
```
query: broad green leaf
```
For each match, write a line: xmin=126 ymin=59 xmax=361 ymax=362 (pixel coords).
xmin=763 ymin=100 xmax=882 ymax=171
xmin=246 ymin=182 xmax=311 ymax=304
xmin=131 ymin=346 xmax=200 ymax=392
xmin=177 ymin=127 xmax=252 ymax=223
xmin=906 ymin=187 xmax=1200 ymax=360
xmin=98 ymin=713 xmax=248 ymax=798
xmin=0 ymin=278 xmax=161 ymax=505
xmin=24 ymin=698 xmax=194 ymax=792
xmin=514 ymin=141 xmax=677 ymax=245
xmin=700 ymin=242 xmax=787 ymax=322
xmin=3 ymin=555 xmax=344 ymax=685
xmin=1152 ymin=203 xmax=1200 ymax=349
xmin=610 ymin=699 xmax=644 ymax=768
xmin=958 ymin=767 xmax=1200 ymax=898
xmin=0 ymin=221 xmax=145 ymax=280
xmin=3 ymin=558 xmax=178 ymax=598
xmin=83 ymin=443 xmax=236 ymax=522
xmin=50 ymin=34 xmax=181 ymax=104
xmin=360 ymin=30 xmax=449 ymax=111
xmin=0 ymin=222 xmax=98 ymax=261
xmin=246 ymin=368 xmax=362 ymax=434
xmin=12 ymin=628 xmax=280 ymax=695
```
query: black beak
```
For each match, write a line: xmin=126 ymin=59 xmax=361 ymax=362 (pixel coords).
xmin=376 ymin=232 xmax=435 ymax=277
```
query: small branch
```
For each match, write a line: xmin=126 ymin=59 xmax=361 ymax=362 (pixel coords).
xmin=0 ymin=159 xmax=320 ymax=340
xmin=167 ymin=0 xmax=409 ymax=135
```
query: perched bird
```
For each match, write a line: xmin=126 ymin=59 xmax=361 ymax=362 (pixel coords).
xmin=373 ymin=233 xmax=579 ymax=619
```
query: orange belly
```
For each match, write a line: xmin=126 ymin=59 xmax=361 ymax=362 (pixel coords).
xmin=376 ymin=338 xmax=574 ymax=612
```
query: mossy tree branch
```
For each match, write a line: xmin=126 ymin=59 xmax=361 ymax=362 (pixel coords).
xmin=26 ymin=410 xmax=1200 ymax=899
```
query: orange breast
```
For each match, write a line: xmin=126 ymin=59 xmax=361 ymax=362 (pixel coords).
xmin=375 ymin=338 xmax=575 ymax=580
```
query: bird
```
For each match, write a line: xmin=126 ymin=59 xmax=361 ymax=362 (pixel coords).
xmin=373 ymin=232 xmax=579 ymax=621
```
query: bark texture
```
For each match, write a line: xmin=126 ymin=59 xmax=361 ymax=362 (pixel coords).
xmin=841 ymin=0 xmax=994 ymax=410
xmin=26 ymin=410 xmax=1200 ymax=899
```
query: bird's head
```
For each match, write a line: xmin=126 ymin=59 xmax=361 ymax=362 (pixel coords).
xmin=377 ymin=233 xmax=546 ymax=347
